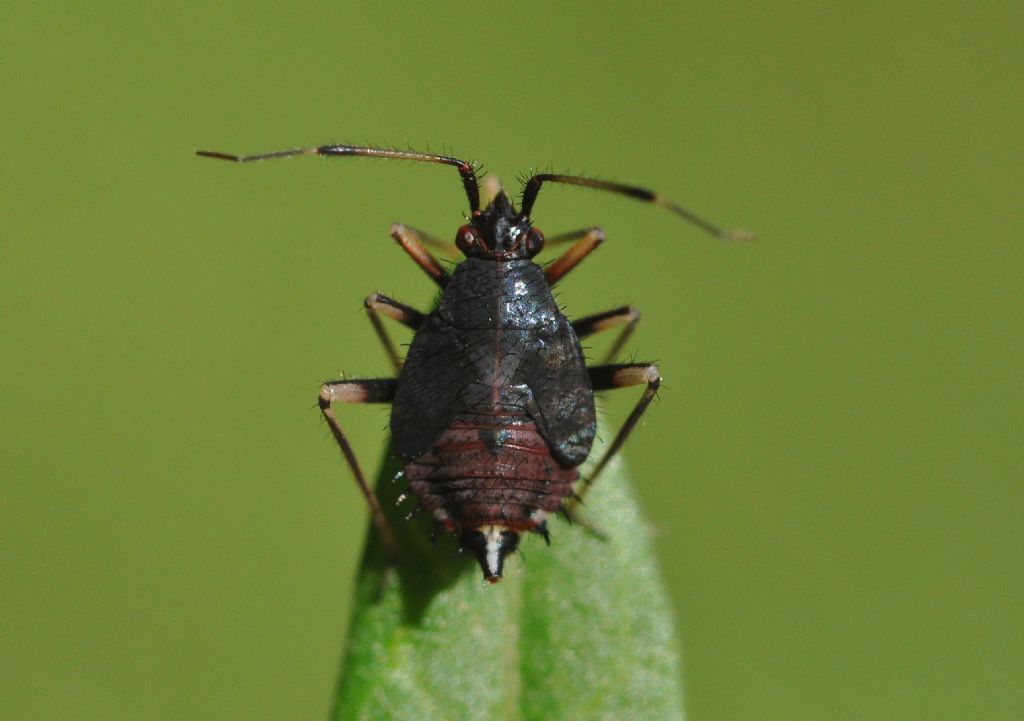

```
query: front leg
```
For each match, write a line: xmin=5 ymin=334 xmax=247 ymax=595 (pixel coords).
xmin=543 ymin=227 xmax=605 ymax=284
xmin=390 ymin=223 xmax=453 ymax=287
xmin=319 ymin=378 xmax=401 ymax=560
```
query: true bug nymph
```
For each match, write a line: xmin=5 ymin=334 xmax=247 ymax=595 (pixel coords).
xmin=197 ymin=144 xmax=751 ymax=581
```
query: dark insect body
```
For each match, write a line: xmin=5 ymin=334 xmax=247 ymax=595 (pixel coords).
xmin=196 ymin=144 xmax=751 ymax=582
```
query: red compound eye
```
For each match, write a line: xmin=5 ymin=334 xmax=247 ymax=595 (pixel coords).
xmin=524 ymin=228 xmax=545 ymax=257
xmin=456 ymin=224 xmax=483 ymax=254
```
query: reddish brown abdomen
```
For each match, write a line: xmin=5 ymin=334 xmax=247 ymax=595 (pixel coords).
xmin=404 ymin=410 xmax=578 ymax=534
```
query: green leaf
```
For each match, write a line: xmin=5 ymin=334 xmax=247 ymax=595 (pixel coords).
xmin=332 ymin=444 xmax=685 ymax=721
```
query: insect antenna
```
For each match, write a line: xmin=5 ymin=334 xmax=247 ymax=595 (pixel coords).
xmin=518 ymin=173 xmax=753 ymax=241
xmin=195 ymin=144 xmax=481 ymax=212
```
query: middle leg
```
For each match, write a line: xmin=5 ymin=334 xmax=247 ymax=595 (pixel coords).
xmin=572 ymin=305 xmax=641 ymax=364
xmin=364 ymin=291 xmax=425 ymax=373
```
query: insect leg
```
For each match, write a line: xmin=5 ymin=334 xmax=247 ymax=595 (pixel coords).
xmin=572 ymin=363 xmax=661 ymax=508
xmin=544 ymin=226 xmax=604 ymax=247
xmin=543 ymin=227 xmax=605 ymax=284
xmin=391 ymin=223 xmax=453 ymax=288
xmin=572 ymin=305 xmax=641 ymax=364
xmin=396 ymin=224 xmax=459 ymax=257
xmin=364 ymin=292 xmax=425 ymax=373
xmin=318 ymin=378 xmax=401 ymax=560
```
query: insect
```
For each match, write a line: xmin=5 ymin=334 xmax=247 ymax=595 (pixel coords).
xmin=196 ymin=144 xmax=751 ymax=582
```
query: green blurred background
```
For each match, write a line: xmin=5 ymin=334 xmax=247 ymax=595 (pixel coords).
xmin=5 ymin=3 xmax=1022 ymax=720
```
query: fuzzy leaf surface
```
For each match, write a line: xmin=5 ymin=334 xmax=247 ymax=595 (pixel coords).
xmin=332 ymin=448 xmax=685 ymax=721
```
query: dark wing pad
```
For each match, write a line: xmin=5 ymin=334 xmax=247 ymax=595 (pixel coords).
xmin=391 ymin=315 xmax=489 ymax=461
xmin=515 ymin=316 xmax=596 ymax=467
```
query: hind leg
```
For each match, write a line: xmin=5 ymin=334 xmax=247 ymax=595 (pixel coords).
xmin=318 ymin=379 xmax=401 ymax=560
xmin=565 ymin=363 xmax=661 ymax=518
xmin=363 ymin=291 xmax=425 ymax=373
